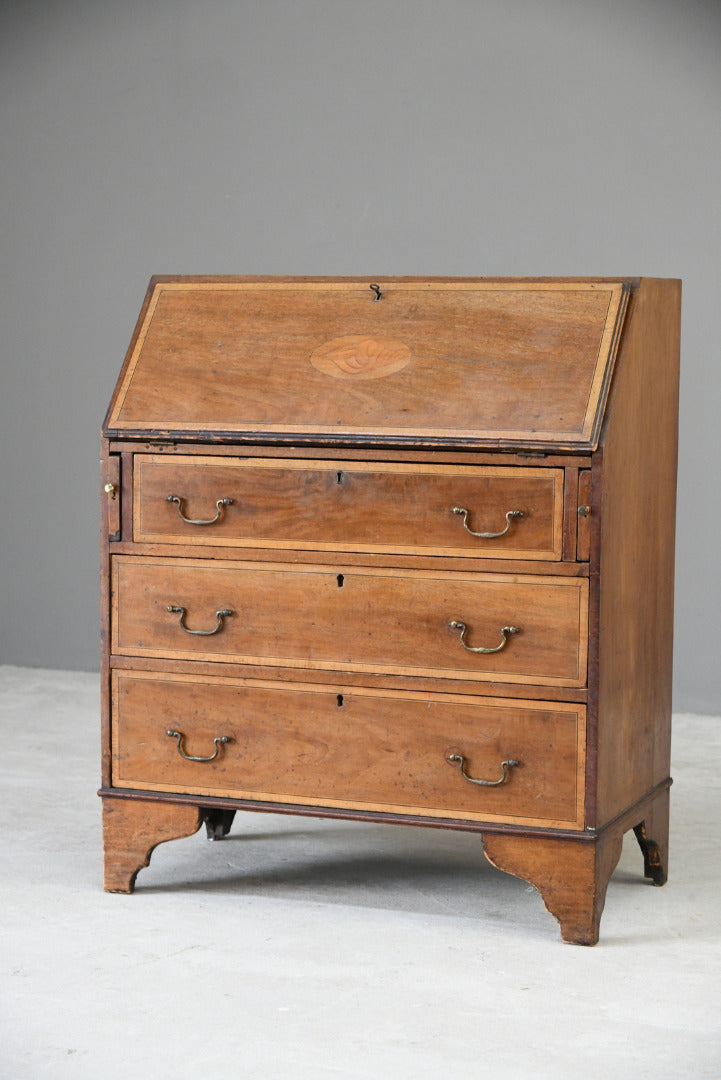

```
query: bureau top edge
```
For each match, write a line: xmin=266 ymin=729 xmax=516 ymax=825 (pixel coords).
xmin=101 ymin=429 xmax=598 ymax=456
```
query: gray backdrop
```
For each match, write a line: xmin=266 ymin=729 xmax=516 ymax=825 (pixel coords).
xmin=1 ymin=0 xmax=719 ymax=713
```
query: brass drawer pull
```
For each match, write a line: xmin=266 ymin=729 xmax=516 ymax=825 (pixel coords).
xmin=449 ymin=620 xmax=519 ymax=654
xmin=166 ymin=494 xmax=233 ymax=525
xmin=451 ymin=506 xmax=524 ymax=538
xmin=166 ymin=729 xmax=231 ymax=763
xmin=446 ymin=753 xmax=519 ymax=787
xmin=167 ymin=605 xmax=233 ymax=635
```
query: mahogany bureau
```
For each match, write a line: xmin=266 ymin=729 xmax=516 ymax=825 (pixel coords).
xmin=100 ymin=276 xmax=680 ymax=944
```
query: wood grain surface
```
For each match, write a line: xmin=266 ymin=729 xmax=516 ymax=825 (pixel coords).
xmin=134 ymin=456 xmax=564 ymax=560
xmin=111 ymin=555 xmax=588 ymax=686
xmin=111 ymin=670 xmax=585 ymax=828
xmin=592 ymin=278 xmax=680 ymax=826
xmin=105 ymin=278 xmax=629 ymax=450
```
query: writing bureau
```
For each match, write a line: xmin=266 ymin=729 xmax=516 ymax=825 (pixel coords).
xmin=100 ymin=276 xmax=680 ymax=944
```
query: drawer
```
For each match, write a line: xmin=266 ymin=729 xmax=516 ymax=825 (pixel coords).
xmin=134 ymin=455 xmax=564 ymax=560
xmin=111 ymin=556 xmax=588 ymax=687
xmin=111 ymin=670 xmax=586 ymax=829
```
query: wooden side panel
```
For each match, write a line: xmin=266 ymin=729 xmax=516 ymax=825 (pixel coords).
xmin=562 ymin=467 xmax=579 ymax=561
xmin=99 ymin=439 xmax=113 ymax=788
xmin=577 ymin=470 xmax=592 ymax=561
xmin=594 ymin=278 xmax=680 ymax=826
xmin=120 ymin=452 xmax=134 ymax=542
xmin=102 ymin=454 xmax=121 ymax=542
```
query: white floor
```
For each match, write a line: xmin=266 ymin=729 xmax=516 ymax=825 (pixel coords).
xmin=1 ymin=665 xmax=720 ymax=1079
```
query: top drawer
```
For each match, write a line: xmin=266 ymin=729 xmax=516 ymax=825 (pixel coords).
xmin=134 ymin=456 xmax=564 ymax=560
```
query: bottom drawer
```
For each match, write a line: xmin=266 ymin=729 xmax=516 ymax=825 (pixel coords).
xmin=111 ymin=670 xmax=586 ymax=830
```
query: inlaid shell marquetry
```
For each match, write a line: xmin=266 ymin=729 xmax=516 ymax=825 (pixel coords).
xmin=310 ymin=335 xmax=412 ymax=379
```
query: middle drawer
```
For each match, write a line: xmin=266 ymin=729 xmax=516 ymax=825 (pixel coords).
xmin=112 ymin=556 xmax=588 ymax=687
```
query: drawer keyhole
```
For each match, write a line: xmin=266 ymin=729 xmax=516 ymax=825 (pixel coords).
xmin=337 ymin=574 xmax=345 ymax=587
xmin=336 ymin=471 xmax=344 ymax=484
xmin=337 ymin=694 xmax=344 ymax=707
